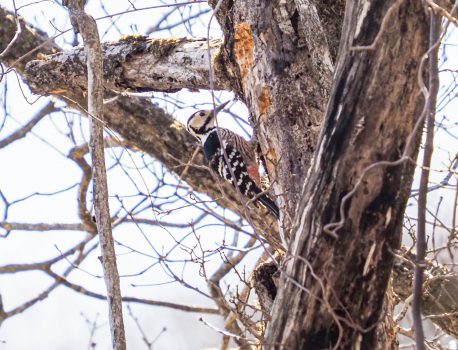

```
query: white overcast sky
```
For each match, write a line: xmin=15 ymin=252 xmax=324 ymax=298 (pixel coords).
xmin=0 ymin=1 xmax=457 ymax=349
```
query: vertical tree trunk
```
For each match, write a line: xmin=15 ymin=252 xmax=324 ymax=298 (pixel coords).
xmin=212 ymin=0 xmax=430 ymax=346
xmin=212 ymin=0 xmax=342 ymax=229
xmin=265 ymin=0 xmax=429 ymax=348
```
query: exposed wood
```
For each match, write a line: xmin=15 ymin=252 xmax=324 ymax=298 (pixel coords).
xmin=265 ymin=0 xmax=429 ymax=347
xmin=211 ymin=0 xmax=335 ymax=226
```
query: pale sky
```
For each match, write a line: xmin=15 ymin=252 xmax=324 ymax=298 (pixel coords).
xmin=0 ymin=1 xmax=457 ymax=349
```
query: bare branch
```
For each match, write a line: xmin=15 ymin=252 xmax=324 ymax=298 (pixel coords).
xmin=64 ymin=1 xmax=126 ymax=348
xmin=0 ymin=100 xmax=56 ymax=149
xmin=0 ymin=222 xmax=83 ymax=232
xmin=46 ymin=269 xmax=219 ymax=314
xmin=25 ymin=38 xmax=230 ymax=95
xmin=412 ymin=8 xmax=441 ymax=350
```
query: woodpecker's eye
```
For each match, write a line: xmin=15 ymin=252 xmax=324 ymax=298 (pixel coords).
xmin=199 ymin=112 xmax=205 ymax=116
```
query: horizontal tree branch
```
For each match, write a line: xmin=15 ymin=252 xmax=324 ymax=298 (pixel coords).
xmin=0 ymin=266 xmax=219 ymax=322
xmin=0 ymin=5 xmax=281 ymax=247
xmin=47 ymin=269 xmax=220 ymax=314
xmin=25 ymin=37 xmax=231 ymax=95
xmin=0 ymin=214 xmax=209 ymax=234
xmin=0 ymin=236 xmax=220 ymax=317
xmin=15 ymin=223 xmax=452 ymax=335
xmin=0 ymin=222 xmax=84 ymax=232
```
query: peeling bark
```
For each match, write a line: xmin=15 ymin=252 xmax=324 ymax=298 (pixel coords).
xmin=266 ymin=0 xmax=429 ymax=347
xmin=211 ymin=0 xmax=337 ymax=235
xmin=25 ymin=37 xmax=231 ymax=94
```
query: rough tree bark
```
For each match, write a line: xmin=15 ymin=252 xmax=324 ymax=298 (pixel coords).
xmin=25 ymin=37 xmax=230 ymax=93
xmin=266 ymin=0 xmax=428 ymax=348
xmin=1 ymin=0 xmax=458 ymax=347
xmin=211 ymin=0 xmax=342 ymax=231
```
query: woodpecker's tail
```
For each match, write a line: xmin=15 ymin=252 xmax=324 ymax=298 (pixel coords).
xmin=257 ymin=194 xmax=280 ymax=220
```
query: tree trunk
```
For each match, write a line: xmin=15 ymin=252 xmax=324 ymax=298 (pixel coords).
xmin=211 ymin=0 xmax=343 ymax=230
xmin=265 ymin=0 xmax=429 ymax=348
xmin=3 ymin=0 xmax=456 ymax=347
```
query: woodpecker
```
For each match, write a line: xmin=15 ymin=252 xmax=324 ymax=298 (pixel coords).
xmin=186 ymin=101 xmax=279 ymax=219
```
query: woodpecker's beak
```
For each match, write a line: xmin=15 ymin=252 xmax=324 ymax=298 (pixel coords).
xmin=214 ymin=100 xmax=230 ymax=114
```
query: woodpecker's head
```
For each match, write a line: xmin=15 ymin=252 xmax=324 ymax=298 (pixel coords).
xmin=186 ymin=101 xmax=230 ymax=141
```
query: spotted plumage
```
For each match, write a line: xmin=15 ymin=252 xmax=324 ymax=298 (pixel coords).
xmin=186 ymin=101 xmax=279 ymax=219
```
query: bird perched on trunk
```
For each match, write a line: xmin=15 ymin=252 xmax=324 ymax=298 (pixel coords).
xmin=186 ymin=101 xmax=279 ymax=219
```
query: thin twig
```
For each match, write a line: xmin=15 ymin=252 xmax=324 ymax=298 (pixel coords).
xmin=0 ymin=101 xmax=56 ymax=149
xmin=412 ymin=7 xmax=441 ymax=350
